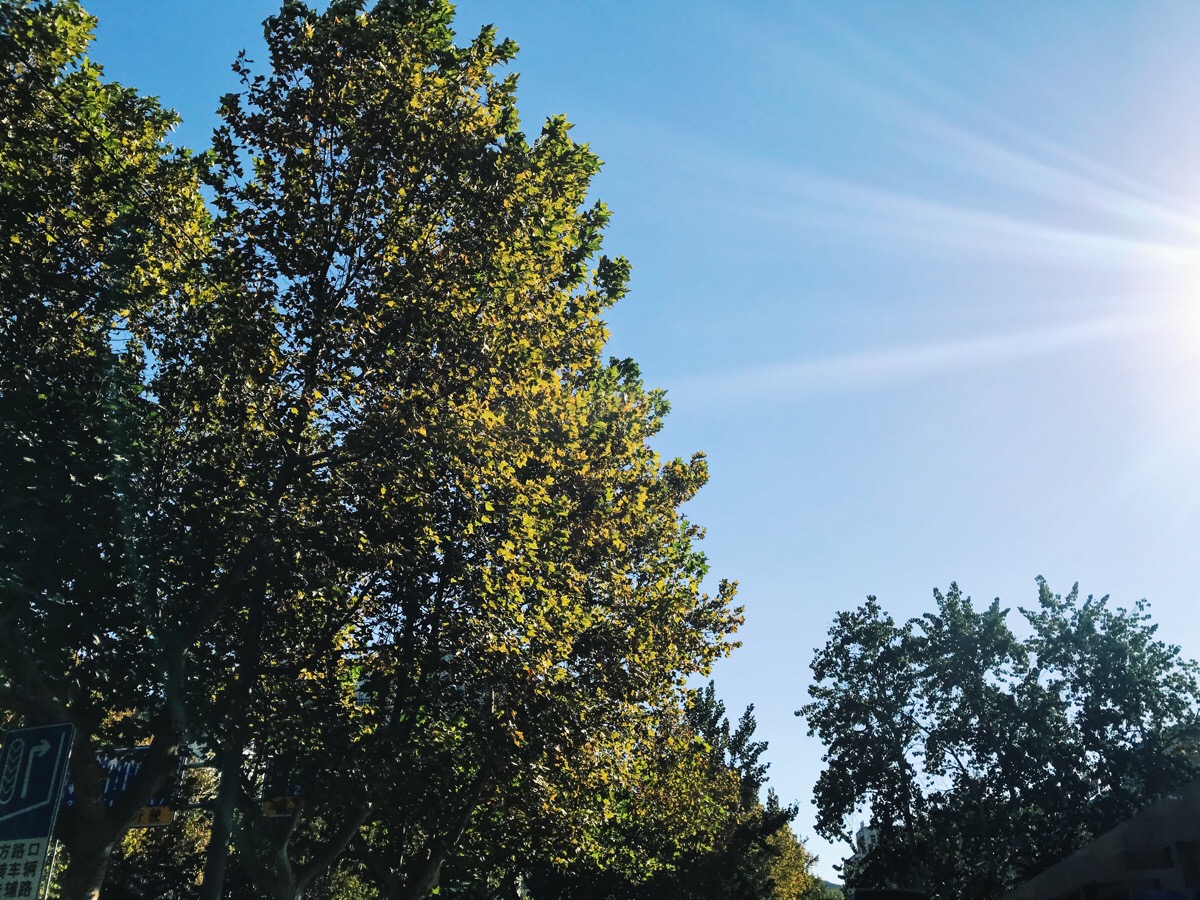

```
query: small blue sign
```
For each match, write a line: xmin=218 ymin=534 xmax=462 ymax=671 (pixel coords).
xmin=261 ymin=762 xmax=301 ymax=818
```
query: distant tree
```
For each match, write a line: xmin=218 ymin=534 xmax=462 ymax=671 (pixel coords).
xmin=517 ymin=683 xmax=813 ymax=900
xmin=653 ymin=685 xmax=805 ymax=900
xmin=764 ymin=822 xmax=817 ymax=900
xmin=798 ymin=880 xmax=843 ymax=900
xmin=798 ymin=580 xmax=1200 ymax=900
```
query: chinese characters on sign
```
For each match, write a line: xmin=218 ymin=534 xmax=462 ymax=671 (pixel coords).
xmin=0 ymin=839 xmax=48 ymax=898
xmin=134 ymin=804 xmax=172 ymax=827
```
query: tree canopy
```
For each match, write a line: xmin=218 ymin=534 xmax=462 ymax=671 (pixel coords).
xmin=0 ymin=1 xmax=755 ymax=897
xmin=798 ymin=579 xmax=1200 ymax=900
xmin=518 ymin=683 xmax=814 ymax=900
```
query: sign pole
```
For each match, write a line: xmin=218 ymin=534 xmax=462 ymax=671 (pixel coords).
xmin=38 ymin=840 xmax=59 ymax=900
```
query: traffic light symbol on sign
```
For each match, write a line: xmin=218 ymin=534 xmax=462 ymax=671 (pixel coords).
xmin=0 ymin=742 xmax=20 ymax=805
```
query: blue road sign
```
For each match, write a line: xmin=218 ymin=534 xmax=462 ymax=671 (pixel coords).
xmin=0 ymin=724 xmax=74 ymax=840
xmin=62 ymin=746 xmax=181 ymax=827
xmin=0 ymin=723 xmax=74 ymax=899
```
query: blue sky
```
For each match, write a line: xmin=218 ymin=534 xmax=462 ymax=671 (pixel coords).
xmin=85 ymin=0 xmax=1200 ymax=879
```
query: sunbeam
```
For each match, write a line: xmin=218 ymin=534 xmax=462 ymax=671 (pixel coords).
xmin=713 ymin=6 xmax=1200 ymax=267
xmin=740 ymin=166 xmax=1200 ymax=270
xmin=670 ymin=312 xmax=1167 ymax=403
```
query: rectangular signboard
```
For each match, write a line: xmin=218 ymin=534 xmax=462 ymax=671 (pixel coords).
xmin=261 ymin=762 xmax=300 ymax=818
xmin=62 ymin=746 xmax=179 ymax=828
xmin=0 ymin=723 xmax=74 ymax=899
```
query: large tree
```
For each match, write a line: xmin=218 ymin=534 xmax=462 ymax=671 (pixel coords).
xmin=1 ymin=1 xmax=742 ymax=897
xmin=0 ymin=2 xmax=210 ymax=895
xmin=799 ymin=580 xmax=1200 ymax=900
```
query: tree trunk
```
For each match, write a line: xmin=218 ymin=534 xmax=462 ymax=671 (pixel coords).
xmin=199 ymin=753 xmax=241 ymax=900
xmin=55 ymin=728 xmax=178 ymax=900
xmin=56 ymin=839 xmax=114 ymax=900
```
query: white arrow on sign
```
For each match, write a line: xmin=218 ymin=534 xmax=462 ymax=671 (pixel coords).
xmin=21 ymin=740 xmax=52 ymax=800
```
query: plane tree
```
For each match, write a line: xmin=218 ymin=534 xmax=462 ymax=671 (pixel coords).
xmin=0 ymin=2 xmax=742 ymax=898
xmin=186 ymin=7 xmax=741 ymax=895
